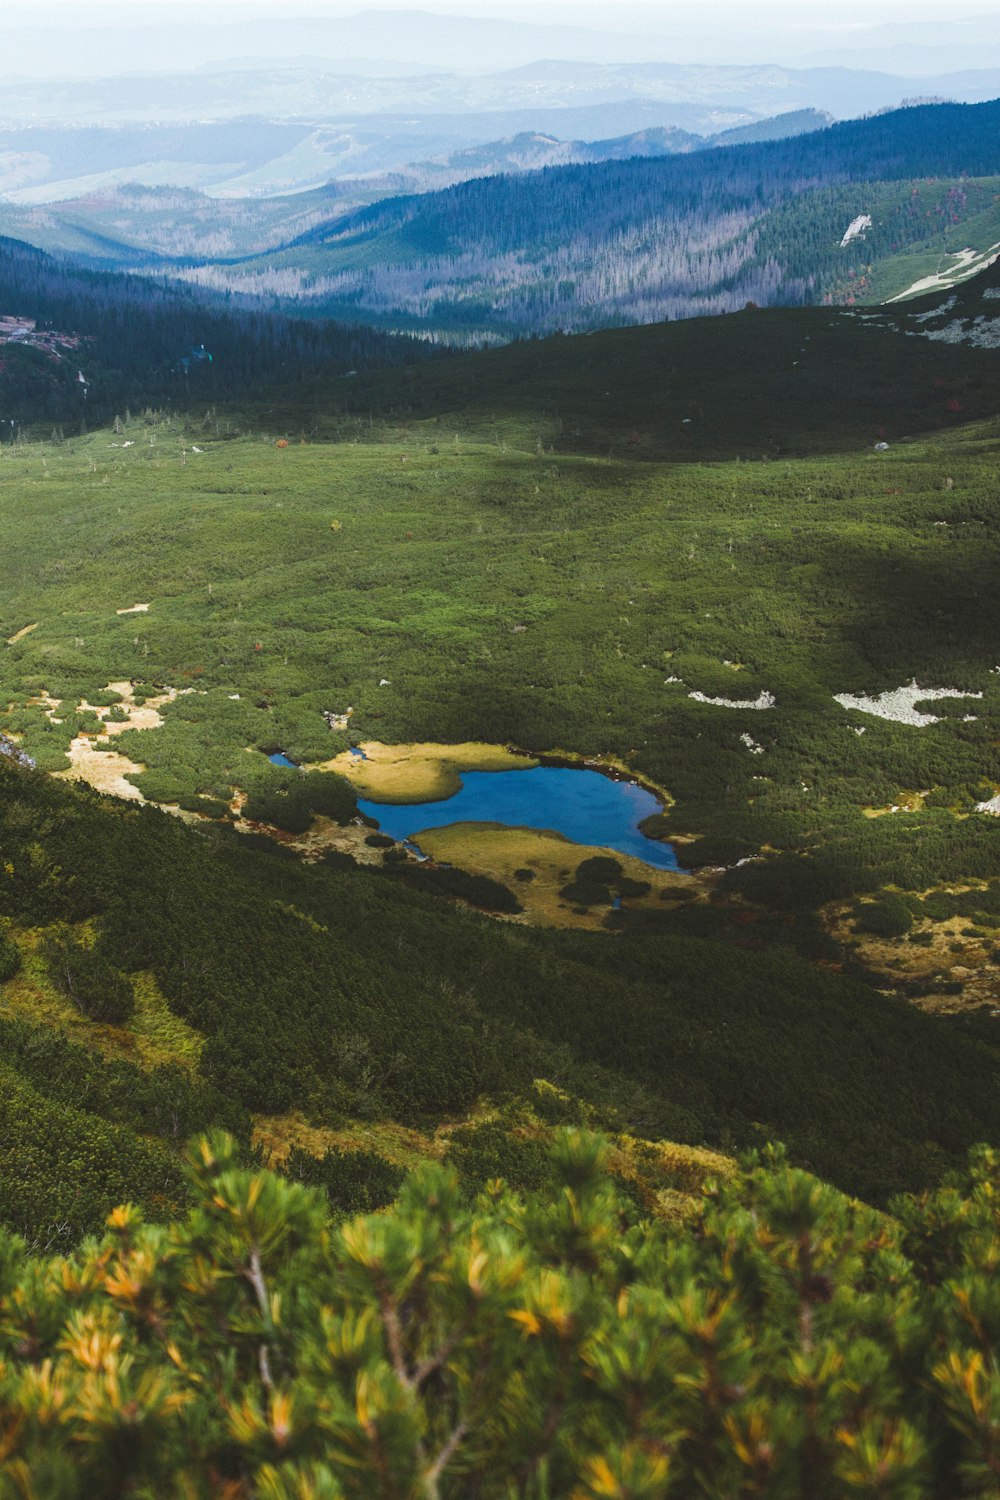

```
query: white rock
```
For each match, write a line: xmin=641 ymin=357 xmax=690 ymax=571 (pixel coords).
xmin=833 ymin=680 xmax=983 ymax=727
xmin=690 ymin=690 xmax=775 ymax=710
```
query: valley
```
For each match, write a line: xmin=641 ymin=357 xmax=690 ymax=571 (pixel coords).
xmin=1 ymin=10 xmax=1000 ymax=1482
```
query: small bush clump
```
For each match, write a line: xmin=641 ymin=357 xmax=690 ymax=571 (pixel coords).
xmin=41 ymin=926 xmax=136 ymax=1025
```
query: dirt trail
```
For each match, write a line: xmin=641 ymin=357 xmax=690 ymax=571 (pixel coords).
xmin=6 ymin=623 xmax=38 ymax=645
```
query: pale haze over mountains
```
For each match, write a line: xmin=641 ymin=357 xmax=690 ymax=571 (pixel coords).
xmin=1 ymin=3 xmax=998 ymax=197
xmin=1 ymin=0 xmax=998 ymax=326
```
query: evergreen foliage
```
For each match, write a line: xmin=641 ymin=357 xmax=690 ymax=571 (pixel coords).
xmin=1 ymin=754 xmax=999 ymax=1214
xmin=0 ymin=233 xmax=432 ymax=428
xmin=40 ymin=925 xmax=136 ymax=1025
xmin=2 ymin=1131 xmax=1000 ymax=1496
xmin=284 ymin=1145 xmax=404 ymax=1218
xmin=204 ymin=100 xmax=1000 ymax=337
xmin=0 ymin=929 xmax=21 ymax=981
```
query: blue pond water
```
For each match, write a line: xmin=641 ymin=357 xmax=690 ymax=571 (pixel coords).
xmin=269 ymin=752 xmax=298 ymax=768
xmin=358 ymin=765 xmax=679 ymax=871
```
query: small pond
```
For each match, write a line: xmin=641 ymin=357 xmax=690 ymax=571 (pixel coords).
xmin=358 ymin=764 xmax=680 ymax=870
xmin=269 ymin=752 xmax=298 ymax=768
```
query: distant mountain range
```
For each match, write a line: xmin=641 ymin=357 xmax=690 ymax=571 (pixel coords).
xmin=154 ymin=99 xmax=1000 ymax=341
xmin=0 ymin=112 xmax=834 ymax=262
xmin=4 ymin=8 xmax=1000 ymax=81
xmin=0 ymin=54 xmax=996 ymax=137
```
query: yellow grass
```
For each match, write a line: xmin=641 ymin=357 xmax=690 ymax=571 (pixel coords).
xmin=253 ymin=1111 xmax=444 ymax=1169
xmin=6 ymin=622 xmax=38 ymax=645
xmin=0 ymin=924 xmax=203 ymax=1069
xmin=311 ymin=740 xmax=537 ymax=803
xmin=254 ymin=1088 xmax=735 ymax=1223
xmin=413 ymin=822 xmax=702 ymax=928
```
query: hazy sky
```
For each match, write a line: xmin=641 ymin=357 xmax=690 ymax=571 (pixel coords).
xmin=9 ymin=1 xmax=1000 ymax=81
xmin=22 ymin=0 xmax=989 ymax=23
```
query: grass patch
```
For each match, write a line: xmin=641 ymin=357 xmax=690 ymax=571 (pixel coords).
xmin=319 ymin=741 xmax=537 ymax=803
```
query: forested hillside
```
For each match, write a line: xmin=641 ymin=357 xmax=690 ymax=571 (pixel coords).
xmin=175 ymin=99 xmax=1000 ymax=338
xmin=0 ymin=235 xmax=428 ymax=428
xmin=0 ymin=114 xmax=831 ymax=268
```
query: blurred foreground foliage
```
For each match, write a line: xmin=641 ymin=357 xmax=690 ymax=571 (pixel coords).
xmin=2 ymin=1131 xmax=1000 ymax=1498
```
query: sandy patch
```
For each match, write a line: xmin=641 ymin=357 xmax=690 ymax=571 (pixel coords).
xmin=55 ymin=680 xmax=184 ymax=800
xmin=312 ymin=741 xmax=538 ymax=804
xmin=833 ymin=681 xmax=983 ymax=727
xmin=116 ymin=602 xmax=150 ymax=615
xmin=61 ymin=743 xmax=148 ymax=800
xmin=6 ymin=622 xmax=38 ymax=645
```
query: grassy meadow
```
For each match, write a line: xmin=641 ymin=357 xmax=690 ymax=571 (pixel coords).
xmin=3 ymin=388 xmax=1000 ymax=873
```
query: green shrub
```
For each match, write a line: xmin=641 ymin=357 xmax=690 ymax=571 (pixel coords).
xmin=364 ymin=832 xmax=396 ymax=849
xmin=576 ymin=855 xmax=623 ymax=884
xmin=285 ymin=1144 xmax=403 ymax=1216
xmin=559 ymin=878 xmax=612 ymax=906
xmin=386 ymin=862 xmax=523 ymax=913
xmin=446 ymin=1120 xmax=553 ymax=1194
xmin=0 ymin=931 xmax=21 ymax=982
xmin=41 ymin=927 xmax=136 ymax=1024
xmin=854 ymin=892 xmax=914 ymax=938
xmin=3 ymin=1134 xmax=1000 ymax=1494
xmin=243 ymin=771 xmax=356 ymax=833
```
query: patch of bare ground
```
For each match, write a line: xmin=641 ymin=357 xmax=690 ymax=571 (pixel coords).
xmin=825 ymin=893 xmax=1000 ymax=1015
xmin=55 ymin=680 xmax=187 ymax=801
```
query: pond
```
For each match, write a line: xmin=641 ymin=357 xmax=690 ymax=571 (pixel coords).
xmin=358 ymin=764 xmax=680 ymax=870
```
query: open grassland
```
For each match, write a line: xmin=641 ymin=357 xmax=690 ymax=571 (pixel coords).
xmin=3 ymin=399 xmax=1000 ymax=876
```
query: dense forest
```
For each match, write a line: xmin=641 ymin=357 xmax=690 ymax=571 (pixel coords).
xmin=0 ymin=235 xmax=431 ymax=428
xmin=2 ymin=750 xmax=1000 ymax=1249
xmin=174 ymin=99 xmax=1000 ymax=337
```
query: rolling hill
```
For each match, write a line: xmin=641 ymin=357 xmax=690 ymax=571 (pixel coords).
xmin=160 ymin=99 xmax=1000 ymax=340
xmin=0 ymin=115 xmax=829 ymax=267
